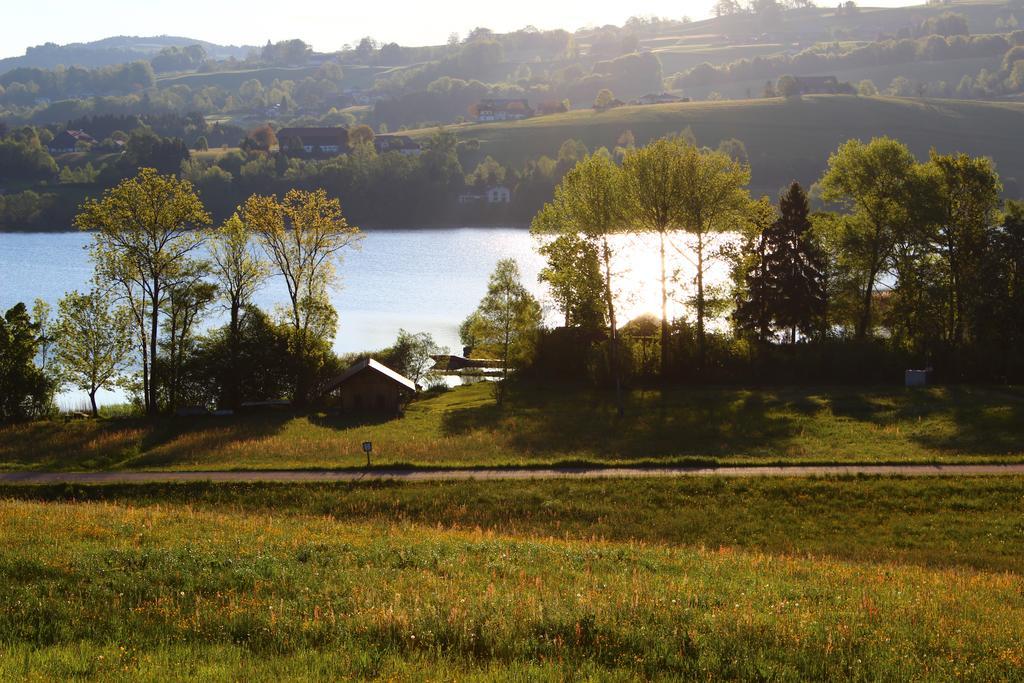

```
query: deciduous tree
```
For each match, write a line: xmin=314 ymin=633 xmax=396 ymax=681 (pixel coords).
xmin=53 ymin=289 xmax=133 ymax=417
xmin=924 ymin=151 xmax=1002 ymax=351
xmin=76 ymin=168 xmax=211 ymax=415
xmin=460 ymin=259 xmax=541 ymax=404
xmin=672 ymin=146 xmax=752 ymax=369
xmin=536 ymin=231 xmax=607 ymax=330
xmin=532 ymin=153 xmax=627 ymax=413
xmin=242 ymin=188 xmax=362 ymax=403
xmin=209 ymin=213 xmax=269 ymax=408
xmin=621 ymin=136 xmax=694 ymax=376
xmin=818 ymin=138 xmax=930 ymax=339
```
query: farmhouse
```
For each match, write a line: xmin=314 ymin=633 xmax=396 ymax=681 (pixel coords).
xmin=322 ymin=358 xmax=418 ymax=414
xmin=277 ymin=127 xmax=349 ymax=157
xmin=476 ymin=98 xmax=533 ymax=122
xmin=374 ymin=134 xmax=422 ymax=156
xmin=47 ymin=129 xmax=96 ymax=154
xmin=458 ymin=185 xmax=512 ymax=205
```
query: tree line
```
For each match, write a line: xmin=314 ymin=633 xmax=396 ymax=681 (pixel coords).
xmin=1 ymin=168 xmax=444 ymax=422
xmin=673 ymin=30 xmax=1024 ymax=91
xmin=527 ymin=135 xmax=1024 ymax=408
xmin=5 ymin=134 xmax=1024 ymax=423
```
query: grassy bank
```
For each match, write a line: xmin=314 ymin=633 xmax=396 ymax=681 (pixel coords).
xmin=4 ymin=476 xmax=1024 ymax=573
xmin=1 ymin=488 xmax=1022 ymax=680
xmin=2 ymin=383 xmax=1024 ymax=471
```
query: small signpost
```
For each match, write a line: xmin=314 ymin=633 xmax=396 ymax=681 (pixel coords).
xmin=362 ymin=441 xmax=373 ymax=467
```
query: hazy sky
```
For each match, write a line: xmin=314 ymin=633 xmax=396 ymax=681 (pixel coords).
xmin=3 ymin=0 xmax=920 ymax=59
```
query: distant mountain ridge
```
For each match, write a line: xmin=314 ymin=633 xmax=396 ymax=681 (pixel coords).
xmin=0 ymin=36 xmax=258 ymax=74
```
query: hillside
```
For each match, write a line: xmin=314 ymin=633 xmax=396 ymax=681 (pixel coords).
xmin=635 ymin=0 xmax=1016 ymax=48
xmin=411 ymin=95 xmax=1024 ymax=195
xmin=0 ymin=36 xmax=255 ymax=74
xmin=156 ymin=64 xmax=393 ymax=91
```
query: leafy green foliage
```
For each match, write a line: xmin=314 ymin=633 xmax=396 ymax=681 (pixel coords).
xmin=461 ymin=260 xmax=541 ymax=402
xmin=76 ymin=168 xmax=212 ymax=415
xmin=537 ymin=232 xmax=607 ymax=330
xmin=0 ymin=303 xmax=54 ymax=423
xmin=53 ymin=289 xmax=133 ymax=416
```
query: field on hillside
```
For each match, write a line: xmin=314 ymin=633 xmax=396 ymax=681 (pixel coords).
xmin=680 ymin=56 xmax=1002 ymax=101
xmin=1 ymin=480 xmax=1022 ymax=680
xmin=656 ymin=1 xmax=1011 ymax=41
xmin=156 ymin=64 xmax=392 ymax=91
xmin=3 ymin=383 xmax=1024 ymax=471
xmin=419 ymin=96 xmax=1024 ymax=194
xmin=651 ymin=43 xmax=789 ymax=74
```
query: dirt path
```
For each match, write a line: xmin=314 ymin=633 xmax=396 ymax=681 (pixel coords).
xmin=2 ymin=463 xmax=1024 ymax=485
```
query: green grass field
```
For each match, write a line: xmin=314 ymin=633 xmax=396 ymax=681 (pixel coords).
xmin=413 ymin=95 xmax=1024 ymax=195
xmin=680 ymin=56 xmax=1002 ymax=101
xmin=1 ymin=477 xmax=1023 ymax=679
xmin=3 ymin=383 xmax=1024 ymax=471
xmin=5 ymin=476 xmax=1024 ymax=572
xmin=155 ymin=64 xmax=393 ymax=92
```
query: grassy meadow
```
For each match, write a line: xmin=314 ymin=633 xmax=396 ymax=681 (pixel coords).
xmin=155 ymin=64 xmax=394 ymax=92
xmin=2 ymin=383 xmax=1024 ymax=472
xmin=5 ymin=476 xmax=1024 ymax=573
xmin=2 ymin=476 xmax=1024 ymax=679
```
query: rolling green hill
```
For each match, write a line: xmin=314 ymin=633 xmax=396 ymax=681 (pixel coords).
xmin=677 ymin=55 xmax=1003 ymax=100
xmin=411 ymin=95 xmax=1024 ymax=196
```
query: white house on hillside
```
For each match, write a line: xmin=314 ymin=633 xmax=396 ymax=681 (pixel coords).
xmin=458 ymin=185 xmax=512 ymax=205
xmin=486 ymin=186 xmax=511 ymax=203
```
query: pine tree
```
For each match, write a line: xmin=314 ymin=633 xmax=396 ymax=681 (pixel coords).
xmin=763 ymin=182 xmax=827 ymax=343
xmin=733 ymin=198 xmax=777 ymax=343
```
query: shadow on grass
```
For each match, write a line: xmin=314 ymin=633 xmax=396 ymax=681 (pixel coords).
xmin=820 ymin=384 xmax=1024 ymax=456
xmin=124 ymin=412 xmax=297 ymax=468
xmin=910 ymin=386 xmax=1024 ymax=455
xmin=0 ymin=410 xmax=302 ymax=471
xmin=308 ymin=411 xmax=400 ymax=431
xmin=440 ymin=382 xmax=800 ymax=461
xmin=0 ymin=418 xmax=149 ymax=471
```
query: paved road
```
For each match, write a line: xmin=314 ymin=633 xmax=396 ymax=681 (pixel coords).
xmin=1 ymin=463 xmax=1023 ymax=485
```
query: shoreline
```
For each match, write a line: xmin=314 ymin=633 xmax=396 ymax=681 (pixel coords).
xmin=0 ymin=223 xmax=532 ymax=234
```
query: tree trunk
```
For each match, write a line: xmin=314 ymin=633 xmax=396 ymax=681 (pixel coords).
xmin=659 ymin=231 xmax=669 ymax=378
xmin=696 ymin=232 xmax=706 ymax=372
xmin=148 ymin=284 xmax=160 ymax=415
xmin=229 ymin=299 xmax=241 ymax=409
xmin=89 ymin=389 xmax=98 ymax=418
xmin=139 ymin=332 xmax=149 ymax=417
xmin=498 ymin=323 xmax=510 ymax=406
xmin=758 ymin=235 xmax=769 ymax=344
xmin=856 ymin=270 xmax=875 ymax=341
xmin=602 ymin=240 xmax=623 ymax=417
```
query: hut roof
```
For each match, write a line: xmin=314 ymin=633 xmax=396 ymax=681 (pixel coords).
xmin=323 ymin=358 xmax=417 ymax=394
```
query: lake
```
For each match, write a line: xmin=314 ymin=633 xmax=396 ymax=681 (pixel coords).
xmin=1 ymin=227 xmax=732 ymax=405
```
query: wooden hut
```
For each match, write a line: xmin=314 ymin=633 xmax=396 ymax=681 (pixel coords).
xmin=322 ymin=358 xmax=418 ymax=414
